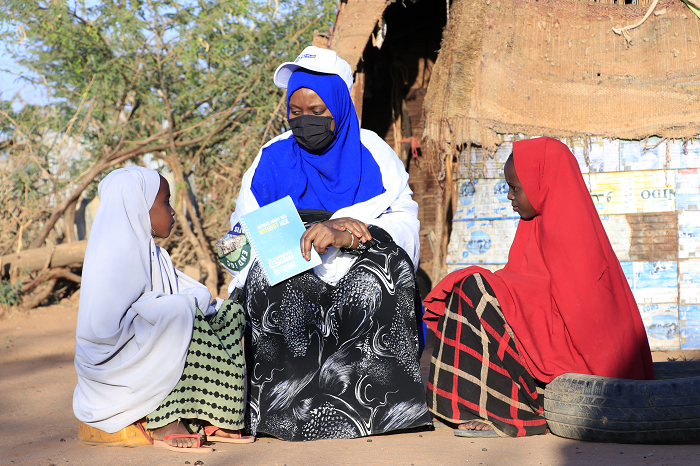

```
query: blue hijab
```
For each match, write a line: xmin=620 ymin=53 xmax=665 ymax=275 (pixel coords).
xmin=250 ymin=69 xmax=385 ymax=211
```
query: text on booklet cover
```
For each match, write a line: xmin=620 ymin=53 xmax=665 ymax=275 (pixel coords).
xmin=240 ymin=196 xmax=321 ymax=286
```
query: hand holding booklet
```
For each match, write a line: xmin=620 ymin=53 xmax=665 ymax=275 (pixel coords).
xmin=240 ymin=196 xmax=322 ymax=286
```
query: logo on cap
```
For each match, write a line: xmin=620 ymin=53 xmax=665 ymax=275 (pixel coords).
xmin=295 ymin=54 xmax=317 ymax=63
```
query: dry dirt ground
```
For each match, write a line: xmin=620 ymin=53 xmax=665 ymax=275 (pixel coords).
xmin=2 ymin=300 xmax=699 ymax=466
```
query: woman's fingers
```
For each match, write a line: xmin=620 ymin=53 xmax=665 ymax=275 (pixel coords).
xmin=345 ymin=221 xmax=370 ymax=242
xmin=300 ymin=225 xmax=316 ymax=260
xmin=312 ymin=228 xmax=330 ymax=255
xmin=300 ymin=224 xmax=337 ymax=259
xmin=326 ymin=218 xmax=371 ymax=242
xmin=301 ymin=219 xmax=371 ymax=259
xmin=313 ymin=227 xmax=348 ymax=254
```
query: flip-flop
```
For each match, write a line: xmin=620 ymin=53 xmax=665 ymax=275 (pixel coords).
xmin=204 ymin=425 xmax=255 ymax=444
xmin=154 ymin=433 xmax=213 ymax=453
xmin=453 ymin=428 xmax=499 ymax=438
xmin=136 ymin=422 xmax=154 ymax=444
xmin=432 ymin=420 xmax=449 ymax=428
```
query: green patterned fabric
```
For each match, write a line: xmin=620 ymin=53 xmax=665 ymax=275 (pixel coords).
xmin=147 ymin=300 xmax=246 ymax=430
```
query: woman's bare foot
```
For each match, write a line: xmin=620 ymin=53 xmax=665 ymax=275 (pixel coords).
xmin=458 ymin=420 xmax=493 ymax=431
xmin=151 ymin=421 xmax=198 ymax=448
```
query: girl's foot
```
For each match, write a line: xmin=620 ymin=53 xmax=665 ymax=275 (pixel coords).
xmin=458 ymin=420 xmax=494 ymax=431
xmin=151 ymin=421 xmax=198 ymax=448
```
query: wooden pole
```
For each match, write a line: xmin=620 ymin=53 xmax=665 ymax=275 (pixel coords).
xmin=430 ymin=151 xmax=454 ymax=286
xmin=351 ymin=71 xmax=365 ymax=125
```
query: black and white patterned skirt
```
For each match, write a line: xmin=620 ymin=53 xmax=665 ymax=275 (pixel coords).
xmin=243 ymin=241 xmax=431 ymax=441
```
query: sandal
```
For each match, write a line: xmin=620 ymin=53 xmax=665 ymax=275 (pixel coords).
xmin=203 ymin=425 xmax=255 ymax=444
xmin=454 ymin=419 xmax=500 ymax=438
xmin=154 ymin=433 xmax=213 ymax=453
xmin=78 ymin=420 xmax=153 ymax=447
xmin=454 ymin=428 xmax=500 ymax=438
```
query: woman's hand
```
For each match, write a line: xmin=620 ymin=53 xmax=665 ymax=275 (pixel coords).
xmin=300 ymin=217 xmax=372 ymax=260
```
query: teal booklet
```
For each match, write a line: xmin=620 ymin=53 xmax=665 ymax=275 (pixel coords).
xmin=240 ymin=196 xmax=322 ymax=286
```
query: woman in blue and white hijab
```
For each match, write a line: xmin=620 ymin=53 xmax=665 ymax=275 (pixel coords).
xmin=219 ymin=47 xmax=431 ymax=442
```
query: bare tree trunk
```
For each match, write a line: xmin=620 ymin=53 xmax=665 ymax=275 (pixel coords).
xmin=22 ymin=267 xmax=81 ymax=293
xmin=21 ymin=278 xmax=58 ymax=311
xmin=30 ymin=161 xmax=108 ymax=249
xmin=163 ymin=155 xmax=219 ymax=297
xmin=64 ymin=199 xmax=78 ymax=243
xmin=1 ymin=240 xmax=87 ymax=277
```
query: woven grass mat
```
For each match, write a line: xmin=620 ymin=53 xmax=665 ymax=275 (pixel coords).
xmin=425 ymin=0 xmax=700 ymax=148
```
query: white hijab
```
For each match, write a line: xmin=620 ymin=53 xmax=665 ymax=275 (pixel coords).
xmin=73 ymin=167 xmax=216 ymax=433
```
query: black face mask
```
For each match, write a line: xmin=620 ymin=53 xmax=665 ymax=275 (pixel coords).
xmin=288 ymin=115 xmax=336 ymax=153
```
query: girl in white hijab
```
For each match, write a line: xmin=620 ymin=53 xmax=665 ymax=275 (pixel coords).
xmin=73 ymin=166 xmax=252 ymax=453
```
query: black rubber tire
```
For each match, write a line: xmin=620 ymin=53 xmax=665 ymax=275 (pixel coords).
xmin=544 ymin=368 xmax=700 ymax=444
xmin=653 ymin=361 xmax=700 ymax=380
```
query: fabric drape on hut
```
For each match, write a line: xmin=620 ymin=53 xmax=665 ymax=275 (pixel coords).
xmin=330 ymin=0 xmax=391 ymax=73
xmin=423 ymin=0 xmax=700 ymax=147
xmin=422 ymin=0 xmax=488 ymax=153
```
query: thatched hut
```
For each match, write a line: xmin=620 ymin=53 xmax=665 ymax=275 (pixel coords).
xmin=426 ymin=0 xmax=700 ymax=279
xmin=327 ymin=0 xmax=700 ymax=351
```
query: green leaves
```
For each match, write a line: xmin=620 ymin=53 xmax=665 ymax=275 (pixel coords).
xmin=0 ymin=0 xmax=335 ymax=256
xmin=0 ymin=279 xmax=22 ymax=306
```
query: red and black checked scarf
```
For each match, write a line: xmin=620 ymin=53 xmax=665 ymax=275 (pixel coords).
xmin=426 ymin=273 xmax=547 ymax=437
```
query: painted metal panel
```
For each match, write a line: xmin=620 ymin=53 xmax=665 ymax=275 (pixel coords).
xmin=620 ymin=261 xmax=678 ymax=304
xmin=669 ymin=139 xmax=700 ymax=170
xmin=679 ymin=259 xmax=700 ymax=305
xmin=681 ymin=140 xmax=700 ymax=169
xmin=457 ymin=138 xmax=699 ymax=182
xmin=620 ymin=138 xmax=700 ymax=171
xmin=676 ymin=169 xmax=700 ymax=211
xmin=447 ymin=135 xmax=700 ymax=344
xmin=566 ymin=139 xmax=590 ymax=174
xmin=601 ymin=213 xmax=678 ymax=263
xmin=567 ymin=138 xmax=620 ymax=173
xmin=678 ymin=211 xmax=700 ymax=259
xmin=446 ymin=263 xmax=504 ymax=274
xmin=639 ymin=303 xmax=681 ymax=351
xmin=446 ymin=218 xmax=518 ymax=266
xmin=458 ymin=140 xmax=513 ymax=180
xmin=620 ymin=138 xmax=671 ymax=171
xmin=626 ymin=213 xmax=678 ymax=262
xmin=599 ymin=215 xmax=632 ymax=262
xmin=588 ymin=138 xmax=620 ymax=173
xmin=586 ymin=170 xmax=676 ymax=215
xmin=680 ymin=305 xmax=700 ymax=350
xmin=454 ymin=178 xmax=518 ymax=221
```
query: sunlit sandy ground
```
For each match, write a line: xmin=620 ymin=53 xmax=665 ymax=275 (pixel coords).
xmin=2 ymin=300 xmax=698 ymax=466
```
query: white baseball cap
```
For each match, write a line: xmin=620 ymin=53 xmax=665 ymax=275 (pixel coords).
xmin=273 ymin=46 xmax=353 ymax=92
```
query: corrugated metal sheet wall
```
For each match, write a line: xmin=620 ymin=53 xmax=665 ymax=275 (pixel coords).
xmin=447 ymin=136 xmax=700 ymax=351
